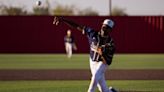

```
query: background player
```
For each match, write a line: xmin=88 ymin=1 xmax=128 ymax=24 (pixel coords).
xmin=53 ymin=17 xmax=117 ymax=92
xmin=64 ymin=29 xmax=77 ymax=58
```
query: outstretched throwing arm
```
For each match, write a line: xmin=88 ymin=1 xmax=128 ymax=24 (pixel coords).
xmin=53 ymin=16 xmax=84 ymax=32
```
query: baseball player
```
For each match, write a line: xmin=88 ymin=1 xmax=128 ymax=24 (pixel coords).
xmin=64 ymin=29 xmax=77 ymax=58
xmin=53 ymin=17 xmax=117 ymax=92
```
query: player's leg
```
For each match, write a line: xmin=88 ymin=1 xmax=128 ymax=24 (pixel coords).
xmin=66 ymin=43 xmax=72 ymax=58
xmin=97 ymin=62 xmax=109 ymax=92
xmin=97 ymin=70 xmax=118 ymax=92
xmin=89 ymin=58 xmax=94 ymax=74
xmin=68 ymin=44 xmax=72 ymax=58
xmin=97 ymin=75 xmax=109 ymax=92
xmin=65 ymin=43 xmax=69 ymax=57
xmin=88 ymin=58 xmax=98 ymax=92
xmin=88 ymin=61 xmax=108 ymax=92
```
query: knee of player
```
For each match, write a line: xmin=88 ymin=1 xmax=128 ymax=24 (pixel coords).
xmin=91 ymin=73 xmax=102 ymax=81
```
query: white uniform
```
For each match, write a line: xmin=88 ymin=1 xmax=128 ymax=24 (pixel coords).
xmin=83 ymin=19 xmax=116 ymax=92
xmin=64 ymin=30 xmax=76 ymax=58
xmin=64 ymin=35 xmax=74 ymax=58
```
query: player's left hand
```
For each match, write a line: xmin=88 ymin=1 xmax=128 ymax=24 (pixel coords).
xmin=53 ymin=17 xmax=60 ymax=25
xmin=73 ymin=44 xmax=77 ymax=51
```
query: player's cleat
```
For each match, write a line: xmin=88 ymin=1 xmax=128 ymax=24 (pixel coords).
xmin=109 ymin=86 xmax=118 ymax=92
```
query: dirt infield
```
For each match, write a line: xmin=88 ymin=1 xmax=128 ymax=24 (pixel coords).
xmin=0 ymin=69 xmax=164 ymax=80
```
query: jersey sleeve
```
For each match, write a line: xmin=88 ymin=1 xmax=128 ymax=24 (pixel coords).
xmin=101 ymin=40 xmax=115 ymax=65
xmin=82 ymin=26 xmax=95 ymax=37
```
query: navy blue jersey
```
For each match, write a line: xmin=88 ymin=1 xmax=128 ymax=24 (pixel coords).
xmin=83 ymin=27 xmax=115 ymax=65
xmin=64 ymin=36 xmax=74 ymax=44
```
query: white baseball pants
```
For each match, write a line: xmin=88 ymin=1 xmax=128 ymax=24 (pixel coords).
xmin=65 ymin=43 xmax=72 ymax=58
xmin=88 ymin=58 xmax=110 ymax=92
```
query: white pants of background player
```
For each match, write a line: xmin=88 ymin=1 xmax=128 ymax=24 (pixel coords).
xmin=88 ymin=58 xmax=111 ymax=92
xmin=65 ymin=43 xmax=72 ymax=58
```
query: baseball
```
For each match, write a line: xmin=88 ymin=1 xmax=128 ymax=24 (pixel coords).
xmin=36 ymin=1 xmax=41 ymax=6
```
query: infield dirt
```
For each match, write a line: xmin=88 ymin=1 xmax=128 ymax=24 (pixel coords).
xmin=0 ymin=69 xmax=163 ymax=80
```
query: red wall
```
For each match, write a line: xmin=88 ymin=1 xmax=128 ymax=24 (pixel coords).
xmin=0 ymin=16 xmax=163 ymax=53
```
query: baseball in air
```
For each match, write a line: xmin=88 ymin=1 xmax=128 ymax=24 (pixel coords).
xmin=36 ymin=1 xmax=41 ymax=6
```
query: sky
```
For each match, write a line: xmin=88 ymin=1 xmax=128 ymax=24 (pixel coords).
xmin=0 ymin=0 xmax=164 ymax=15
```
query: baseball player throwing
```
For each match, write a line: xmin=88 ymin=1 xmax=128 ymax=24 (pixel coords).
xmin=53 ymin=17 xmax=117 ymax=92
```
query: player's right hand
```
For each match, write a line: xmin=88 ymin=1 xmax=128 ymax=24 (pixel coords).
xmin=97 ymin=47 xmax=102 ymax=55
xmin=53 ymin=17 xmax=60 ymax=25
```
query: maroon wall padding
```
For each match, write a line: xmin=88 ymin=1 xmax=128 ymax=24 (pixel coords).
xmin=0 ymin=16 xmax=163 ymax=53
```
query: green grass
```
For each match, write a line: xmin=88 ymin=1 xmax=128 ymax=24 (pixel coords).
xmin=0 ymin=54 xmax=89 ymax=69
xmin=0 ymin=54 xmax=164 ymax=69
xmin=0 ymin=54 xmax=164 ymax=92
xmin=0 ymin=80 xmax=164 ymax=92
xmin=111 ymin=54 xmax=164 ymax=69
